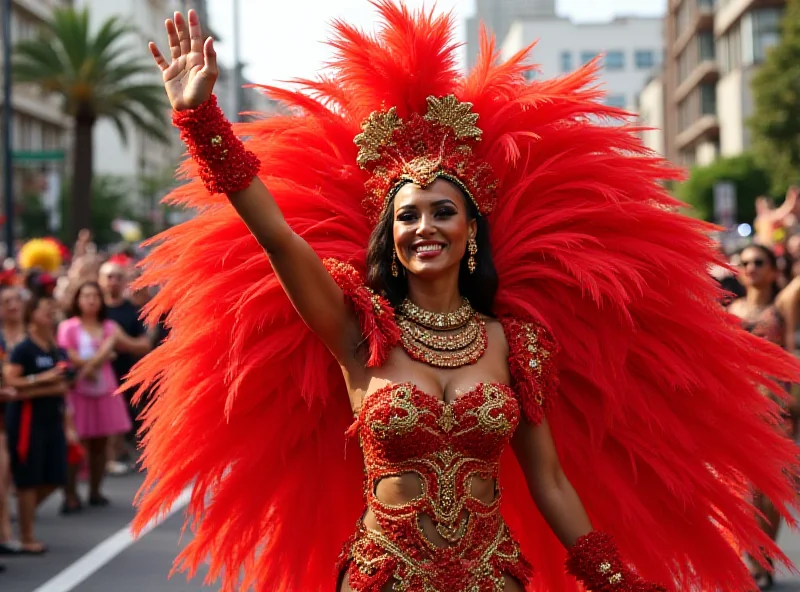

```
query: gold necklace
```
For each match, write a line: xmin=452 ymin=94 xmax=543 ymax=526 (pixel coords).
xmin=397 ymin=298 xmax=474 ymax=330
xmin=396 ymin=298 xmax=488 ymax=368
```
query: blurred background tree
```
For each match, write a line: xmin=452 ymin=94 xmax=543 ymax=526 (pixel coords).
xmin=676 ymin=153 xmax=771 ymax=223
xmin=749 ymin=0 xmax=800 ymax=194
xmin=13 ymin=7 xmax=169 ymax=239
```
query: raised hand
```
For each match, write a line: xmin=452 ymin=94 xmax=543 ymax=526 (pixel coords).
xmin=149 ymin=9 xmax=217 ymax=112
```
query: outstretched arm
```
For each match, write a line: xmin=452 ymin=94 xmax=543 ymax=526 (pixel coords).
xmin=770 ymin=186 xmax=799 ymax=223
xmin=512 ymin=419 xmax=591 ymax=546
xmin=149 ymin=10 xmax=360 ymax=363
xmin=512 ymin=419 xmax=665 ymax=591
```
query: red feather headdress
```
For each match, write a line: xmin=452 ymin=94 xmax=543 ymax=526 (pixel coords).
xmin=128 ymin=2 xmax=800 ymax=591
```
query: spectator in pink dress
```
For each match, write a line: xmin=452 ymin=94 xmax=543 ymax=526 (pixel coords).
xmin=57 ymin=282 xmax=132 ymax=511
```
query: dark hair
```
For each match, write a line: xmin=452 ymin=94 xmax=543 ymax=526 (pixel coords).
xmin=365 ymin=181 xmax=499 ymax=315
xmin=24 ymin=294 xmax=53 ymax=325
xmin=71 ymin=281 xmax=107 ymax=321
xmin=741 ymin=244 xmax=779 ymax=303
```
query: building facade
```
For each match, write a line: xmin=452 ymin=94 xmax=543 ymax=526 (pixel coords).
xmin=638 ymin=75 xmax=667 ymax=155
xmin=466 ymin=0 xmax=557 ymax=68
xmin=1 ymin=0 xmax=71 ymax=207
xmin=499 ymin=16 xmax=663 ymax=113
xmin=73 ymin=0 xmax=184 ymax=215
xmin=663 ymin=0 xmax=785 ymax=167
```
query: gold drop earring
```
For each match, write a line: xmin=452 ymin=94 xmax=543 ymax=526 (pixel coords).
xmin=468 ymin=238 xmax=478 ymax=274
xmin=392 ymin=248 xmax=399 ymax=277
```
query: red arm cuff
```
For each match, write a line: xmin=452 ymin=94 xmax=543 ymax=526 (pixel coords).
xmin=173 ymin=96 xmax=261 ymax=195
xmin=566 ymin=531 xmax=667 ymax=591
xmin=500 ymin=316 xmax=559 ymax=425
xmin=323 ymin=259 xmax=400 ymax=368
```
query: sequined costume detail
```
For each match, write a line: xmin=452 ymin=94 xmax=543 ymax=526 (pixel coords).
xmin=338 ymin=382 xmax=533 ymax=591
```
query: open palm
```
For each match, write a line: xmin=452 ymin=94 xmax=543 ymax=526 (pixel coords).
xmin=149 ymin=9 xmax=217 ymax=112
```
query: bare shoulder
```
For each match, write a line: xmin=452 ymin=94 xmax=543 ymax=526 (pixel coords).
xmin=479 ymin=314 xmax=503 ymax=333
xmin=480 ymin=315 xmax=509 ymax=355
xmin=727 ymin=297 xmax=745 ymax=316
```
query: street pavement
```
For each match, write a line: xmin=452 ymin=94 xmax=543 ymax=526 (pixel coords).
xmin=1 ymin=471 xmax=800 ymax=591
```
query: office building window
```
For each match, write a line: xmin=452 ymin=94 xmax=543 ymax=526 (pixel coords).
xmin=635 ymin=49 xmax=656 ymax=69
xmin=42 ymin=125 xmax=61 ymax=151
xmin=580 ymin=51 xmax=598 ymax=65
xmin=719 ymin=22 xmax=742 ymax=74
xmin=605 ymin=94 xmax=626 ymax=109
xmin=700 ymin=84 xmax=716 ymax=115
xmin=560 ymin=51 xmax=572 ymax=72
xmin=10 ymin=9 xmax=38 ymax=44
xmin=678 ymin=98 xmax=692 ymax=133
xmin=605 ymin=50 xmax=625 ymax=71
xmin=699 ymin=31 xmax=715 ymax=61
xmin=676 ymin=1 xmax=691 ymax=39
xmin=752 ymin=8 xmax=783 ymax=63
xmin=677 ymin=50 xmax=692 ymax=85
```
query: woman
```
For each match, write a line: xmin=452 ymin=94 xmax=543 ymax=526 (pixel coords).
xmin=130 ymin=6 xmax=800 ymax=591
xmin=57 ymin=282 xmax=132 ymax=511
xmin=728 ymin=244 xmax=800 ymax=588
xmin=3 ymin=295 xmax=69 ymax=554
xmin=0 ymin=285 xmax=25 ymax=555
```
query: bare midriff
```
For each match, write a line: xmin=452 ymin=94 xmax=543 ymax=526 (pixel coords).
xmin=363 ymin=473 xmax=497 ymax=547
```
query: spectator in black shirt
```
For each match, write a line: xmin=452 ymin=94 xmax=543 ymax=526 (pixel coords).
xmin=0 ymin=286 xmax=25 ymax=556
xmin=98 ymin=262 xmax=150 ymax=472
xmin=2 ymin=295 xmax=69 ymax=554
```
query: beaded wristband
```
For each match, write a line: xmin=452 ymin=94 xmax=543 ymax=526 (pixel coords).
xmin=172 ymin=95 xmax=261 ymax=195
xmin=566 ymin=531 xmax=667 ymax=592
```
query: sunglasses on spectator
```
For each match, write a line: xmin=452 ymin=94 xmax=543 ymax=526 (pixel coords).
xmin=741 ymin=259 xmax=766 ymax=269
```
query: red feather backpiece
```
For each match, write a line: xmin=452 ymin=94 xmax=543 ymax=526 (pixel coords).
xmin=128 ymin=2 xmax=800 ymax=590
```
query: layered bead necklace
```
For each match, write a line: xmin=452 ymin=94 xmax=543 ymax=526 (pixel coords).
xmin=396 ymin=298 xmax=488 ymax=368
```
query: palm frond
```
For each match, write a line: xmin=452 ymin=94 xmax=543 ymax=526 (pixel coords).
xmin=50 ymin=7 xmax=91 ymax=75
xmin=13 ymin=39 xmax=66 ymax=84
xmin=109 ymin=114 xmax=130 ymax=147
xmin=14 ymin=6 xmax=170 ymax=146
xmin=91 ymin=16 xmax=137 ymax=58
xmin=116 ymin=104 xmax=170 ymax=144
xmin=96 ymin=57 xmax=153 ymax=86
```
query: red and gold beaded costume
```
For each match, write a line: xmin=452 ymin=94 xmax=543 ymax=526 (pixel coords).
xmin=128 ymin=2 xmax=800 ymax=591
xmin=340 ymin=382 xmax=531 ymax=591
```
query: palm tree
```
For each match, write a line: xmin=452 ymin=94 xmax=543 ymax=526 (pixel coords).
xmin=13 ymin=7 xmax=169 ymax=238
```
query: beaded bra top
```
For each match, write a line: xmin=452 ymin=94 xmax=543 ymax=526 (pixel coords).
xmin=352 ymin=382 xmax=519 ymax=541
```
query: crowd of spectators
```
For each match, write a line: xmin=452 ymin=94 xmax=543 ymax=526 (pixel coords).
xmin=0 ymin=232 xmax=165 ymax=571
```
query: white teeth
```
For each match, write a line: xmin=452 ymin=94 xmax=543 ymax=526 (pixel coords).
xmin=415 ymin=244 xmax=443 ymax=253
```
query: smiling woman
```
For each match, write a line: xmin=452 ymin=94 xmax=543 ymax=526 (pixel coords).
xmin=367 ymin=179 xmax=498 ymax=315
xmin=129 ymin=3 xmax=800 ymax=592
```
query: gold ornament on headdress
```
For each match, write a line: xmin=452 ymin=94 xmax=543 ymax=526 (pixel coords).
xmin=423 ymin=95 xmax=482 ymax=140
xmin=354 ymin=107 xmax=402 ymax=167
xmin=354 ymin=95 xmax=496 ymax=222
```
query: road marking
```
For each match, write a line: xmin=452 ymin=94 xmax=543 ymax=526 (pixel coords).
xmin=32 ymin=486 xmax=192 ymax=592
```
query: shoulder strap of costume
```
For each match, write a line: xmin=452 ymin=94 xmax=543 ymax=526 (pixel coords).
xmin=323 ymin=258 xmax=400 ymax=368
xmin=500 ymin=316 xmax=560 ymax=425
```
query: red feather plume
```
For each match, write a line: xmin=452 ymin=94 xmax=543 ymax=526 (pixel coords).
xmin=128 ymin=2 xmax=800 ymax=591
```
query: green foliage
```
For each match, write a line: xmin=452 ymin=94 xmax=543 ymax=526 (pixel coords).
xmin=16 ymin=175 xmax=144 ymax=245
xmin=12 ymin=7 xmax=170 ymax=237
xmin=676 ymin=153 xmax=771 ymax=223
xmin=749 ymin=0 xmax=800 ymax=194
xmin=13 ymin=7 xmax=168 ymax=143
xmin=19 ymin=193 xmax=52 ymax=237
xmin=49 ymin=175 xmax=137 ymax=246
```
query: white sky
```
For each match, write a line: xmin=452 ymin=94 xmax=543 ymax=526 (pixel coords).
xmin=207 ymin=0 xmax=666 ymax=85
